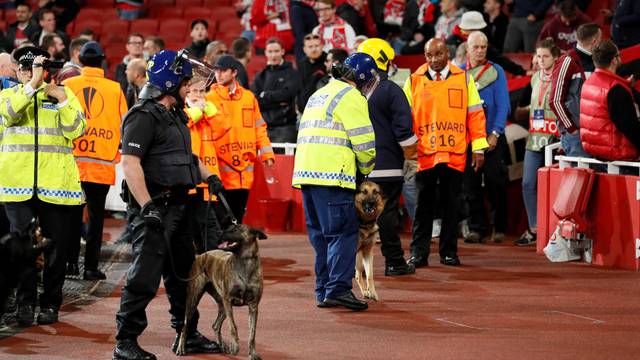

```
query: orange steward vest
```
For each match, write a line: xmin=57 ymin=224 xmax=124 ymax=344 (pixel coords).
xmin=205 ymin=82 xmax=275 ymax=190
xmin=406 ymin=63 xmax=487 ymax=172
xmin=63 ymin=67 xmax=127 ymax=185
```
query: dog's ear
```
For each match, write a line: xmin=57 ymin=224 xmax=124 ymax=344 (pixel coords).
xmin=251 ymin=228 xmax=267 ymax=240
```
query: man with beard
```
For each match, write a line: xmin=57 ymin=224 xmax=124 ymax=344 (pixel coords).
xmin=297 ymin=33 xmax=327 ymax=111
xmin=184 ymin=20 xmax=210 ymax=59
xmin=4 ymin=2 xmax=39 ymax=51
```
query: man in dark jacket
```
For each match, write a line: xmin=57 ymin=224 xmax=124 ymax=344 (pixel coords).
xmin=550 ymin=23 xmax=601 ymax=157
xmin=503 ymin=0 xmax=553 ymax=53
xmin=29 ymin=9 xmax=70 ymax=49
xmin=358 ymin=38 xmax=418 ymax=276
xmin=251 ymin=37 xmax=301 ymax=147
xmin=297 ymin=33 xmax=327 ymax=112
xmin=4 ymin=3 xmax=38 ymax=51
xmin=184 ymin=19 xmax=210 ymax=60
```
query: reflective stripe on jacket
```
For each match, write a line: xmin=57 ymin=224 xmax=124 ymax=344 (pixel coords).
xmin=293 ymin=79 xmax=376 ymax=190
xmin=403 ymin=62 xmax=488 ymax=172
xmin=0 ymin=83 xmax=86 ymax=204
xmin=64 ymin=67 xmax=127 ymax=185
xmin=205 ymin=82 xmax=275 ymax=190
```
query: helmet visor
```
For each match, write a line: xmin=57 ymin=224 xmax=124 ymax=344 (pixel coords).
xmin=174 ymin=49 xmax=216 ymax=88
xmin=358 ymin=74 xmax=380 ymax=100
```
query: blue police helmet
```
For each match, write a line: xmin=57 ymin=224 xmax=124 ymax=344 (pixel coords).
xmin=146 ymin=50 xmax=193 ymax=94
xmin=343 ymin=53 xmax=378 ymax=86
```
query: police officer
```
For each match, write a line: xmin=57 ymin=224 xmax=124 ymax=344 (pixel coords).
xmin=0 ymin=52 xmax=18 ymax=236
xmin=113 ymin=50 xmax=223 ymax=360
xmin=293 ymin=53 xmax=377 ymax=311
xmin=0 ymin=46 xmax=86 ymax=326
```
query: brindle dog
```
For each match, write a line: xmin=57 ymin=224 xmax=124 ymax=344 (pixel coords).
xmin=176 ymin=224 xmax=266 ymax=360
xmin=354 ymin=181 xmax=386 ymax=301
xmin=0 ymin=219 xmax=49 ymax=316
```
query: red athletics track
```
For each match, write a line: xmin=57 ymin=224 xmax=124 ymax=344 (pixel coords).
xmin=1 ymin=220 xmax=640 ymax=360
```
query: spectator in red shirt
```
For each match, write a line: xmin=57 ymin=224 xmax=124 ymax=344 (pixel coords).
xmin=537 ymin=0 xmax=590 ymax=52
xmin=4 ymin=3 xmax=38 ymax=51
xmin=251 ymin=0 xmax=295 ymax=53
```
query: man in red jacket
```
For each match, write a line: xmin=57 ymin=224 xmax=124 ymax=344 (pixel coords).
xmin=580 ymin=39 xmax=640 ymax=163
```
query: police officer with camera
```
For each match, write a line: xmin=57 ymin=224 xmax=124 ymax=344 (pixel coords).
xmin=113 ymin=50 xmax=224 ymax=360
xmin=0 ymin=46 xmax=86 ymax=326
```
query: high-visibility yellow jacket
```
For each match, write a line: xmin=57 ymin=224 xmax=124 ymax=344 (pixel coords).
xmin=293 ymin=79 xmax=376 ymax=190
xmin=63 ymin=67 xmax=127 ymax=185
xmin=0 ymin=83 xmax=86 ymax=205
xmin=403 ymin=62 xmax=488 ymax=172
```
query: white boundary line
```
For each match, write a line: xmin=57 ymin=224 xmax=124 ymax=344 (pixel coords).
xmin=434 ymin=317 xmax=488 ymax=330
xmin=548 ymin=310 xmax=605 ymax=324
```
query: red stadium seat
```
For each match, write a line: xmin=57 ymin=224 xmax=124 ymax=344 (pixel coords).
xmin=183 ymin=6 xmax=212 ymax=19
xmin=504 ymin=53 xmax=533 ymax=72
xmin=4 ymin=8 xmax=15 ymax=24
xmin=210 ymin=7 xmax=238 ymax=21
xmin=77 ymin=8 xmax=103 ymax=19
xmin=0 ymin=20 xmax=6 ymax=32
xmin=103 ymin=19 xmax=131 ymax=36
xmin=203 ymin=0 xmax=231 ymax=6
xmin=148 ymin=0 xmax=176 ymax=6
xmin=130 ymin=19 xmax=159 ymax=36
xmin=176 ymin=0 xmax=203 ymax=6
xmin=74 ymin=19 xmax=103 ymax=36
xmin=88 ymin=0 xmax=115 ymax=8
xmin=151 ymin=7 xmax=184 ymax=18
xmin=66 ymin=21 xmax=74 ymax=35
xmin=164 ymin=39 xmax=189 ymax=51
xmin=158 ymin=18 xmax=189 ymax=37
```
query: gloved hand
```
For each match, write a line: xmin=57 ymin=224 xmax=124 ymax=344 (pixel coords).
xmin=141 ymin=200 xmax=163 ymax=232
xmin=207 ymin=174 xmax=224 ymax=195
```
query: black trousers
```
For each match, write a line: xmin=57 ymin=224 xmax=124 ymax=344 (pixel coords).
xmin=82 ymin=182 xmax=111 ymax=270
xmin=464 ymin=137 xmax=509 ymax=235
xmin=4 ymin=197 xmax=72 ymax=310
xmin=0 ymin=203 xmax=9 ymax=236
xmin=373 ymin=181 xmax=405 ymax=266
xmin=410 ymin=164 xmax=463 ymax=259
xmin=217 ymin=189 xmax=249 ymax=225
xmin=186 ymin=191 xmax=223 ymax=253
xmin=115 ymin=202 xmax=199 ymax=340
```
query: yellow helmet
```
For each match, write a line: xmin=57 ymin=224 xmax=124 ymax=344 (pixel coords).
xmin=357 ymin=38 xmax=395 ymax=72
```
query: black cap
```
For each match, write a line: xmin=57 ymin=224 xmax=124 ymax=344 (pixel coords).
xmin=79 ymin=41 xmax=105 ymax=59
xmin=13 ymin=46 xmax=50 ymax=66
xmin=213 ymin=55 xmax=239 ymax=71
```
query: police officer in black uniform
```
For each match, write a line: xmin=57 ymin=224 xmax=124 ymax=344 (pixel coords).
xmin=113 ymin=50 xmax=224 ymax=360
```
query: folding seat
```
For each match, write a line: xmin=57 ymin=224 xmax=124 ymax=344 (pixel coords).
xmin=0 ymin=20 xmax=6 ymax=32
xmin=74 ymin=18 xmax=103 ymax=37
xmin=89 ymin=0 xmax=115 ymax=8
xmin=77 ymin=8 xmax=103 ymax=19
xmin=148 ymin=0 xmax=176 ymax=6
xmin=203 ymin=0 xmax=231 ymax=6
xmin=176 ymin=0 xmax=203 ymax=6
xmin=103 ymin=19 xmax=131 ymax=37
xmin=210 ymin=7 xmax=238 ymax=21
xmin=4 ymin=8 xmax=15 ymax=24
xmin=151 ymin=7 xmax=184 ymax=18
xmin=504 ymin=53 xmax=533 ymax=72
xmin=130 ymin=18 xmax=159 ymax=36
xmin=158 ymin=18 xmax=189 ymax=39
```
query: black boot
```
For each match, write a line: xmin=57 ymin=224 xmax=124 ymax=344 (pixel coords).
xmin=113 ymin=339 xmax=156 ymax=360
xmin=172 ymin=330 xmax=221 ymax=354
xmin=17 ymin=305 xmax=34 ymax=326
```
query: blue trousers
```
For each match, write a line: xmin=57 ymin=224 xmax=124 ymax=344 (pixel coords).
xmin=301 ymin=185 xmax=358 ymax=303
xmin=522 ymin=149 xmax=544 ymax=230
xmin=561 ymin=132 xmax=590 ymax=158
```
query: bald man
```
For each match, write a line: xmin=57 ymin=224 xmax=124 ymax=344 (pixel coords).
xmin=124 ymin=58 xmax=147 ymax=108
xmin=460 ymin=31 xmax=510 ymax=244
xmin=0 ymin=53 xmax=18 ymax=89
xmin=204 ymin=40 xmax=228 ymax=67
xmin=403 ymin=38 xmax=488 ymax=267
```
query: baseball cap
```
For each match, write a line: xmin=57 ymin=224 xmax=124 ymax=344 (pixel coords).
xmin=213 ymin=55 xmax=239 ymax=71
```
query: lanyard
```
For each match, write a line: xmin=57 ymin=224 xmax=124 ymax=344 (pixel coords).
xmin=467 ymin=61 xmax=492 ymax=82
xmin=537 ymin=70 xmax=552 ymax=108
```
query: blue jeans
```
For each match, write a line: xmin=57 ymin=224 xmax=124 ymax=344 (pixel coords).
xmin=301 ymin=185 xmax=358 ymax=303
xmin=561 ymin=132 xmax=590 ymax=158
xmin=522 ymin=150 xmax=545 ymax=230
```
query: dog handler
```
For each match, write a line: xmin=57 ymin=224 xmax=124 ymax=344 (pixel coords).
xmin=113 ymin=50 xmax=224 ymax=360
xmin=293 ymin=53 xmax=377 ymax=311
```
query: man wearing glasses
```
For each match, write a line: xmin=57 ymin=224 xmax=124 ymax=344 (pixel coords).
xmin=116 ymin=33 xmax=145 ymax=93
xmin=312 ymin=0 xmax=356 ymax=53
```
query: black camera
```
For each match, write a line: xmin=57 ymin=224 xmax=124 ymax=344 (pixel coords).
xmin=41 ymin=59 xmax=65 ymax=70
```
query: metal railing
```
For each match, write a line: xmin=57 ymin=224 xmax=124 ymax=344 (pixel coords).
xmin=544 ymin=141 xmax=640 ymax=175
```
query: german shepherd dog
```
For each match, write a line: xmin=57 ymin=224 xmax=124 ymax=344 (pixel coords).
xmin=354 ymin=181 xmax=386 ymax=301
xmin=0 ymin=219 xmax=49 ymax=316
xmin=177 ymin=224 xmax=267 ymax=360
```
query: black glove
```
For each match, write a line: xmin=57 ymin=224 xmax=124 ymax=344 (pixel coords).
xmin=141 ymin=200 xmax=163 ymax=232
xmin=207 ymin=174 xmax=224 ymax=195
